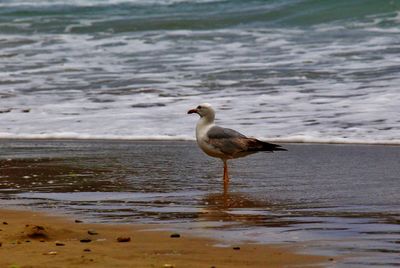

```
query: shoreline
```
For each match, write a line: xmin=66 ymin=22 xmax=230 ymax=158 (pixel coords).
xmin=1 ymin=137 xmax=400 ymax=146
xmin=0 ymin=208 xmax=330 ymax=268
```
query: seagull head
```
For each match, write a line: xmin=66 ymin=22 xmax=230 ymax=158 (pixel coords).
xmin=188 ymin=103 xmax=215 ymax=121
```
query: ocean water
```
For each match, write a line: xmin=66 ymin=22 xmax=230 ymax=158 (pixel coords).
xmin=1 ymin=0 xmax=400 ymax=143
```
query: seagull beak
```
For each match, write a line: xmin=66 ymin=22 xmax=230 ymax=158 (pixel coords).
xmin=187 ymin=108 xmax=198 ymax=114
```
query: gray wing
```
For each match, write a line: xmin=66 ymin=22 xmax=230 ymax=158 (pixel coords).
xmin=207 ymin=126 xmax=246 ymax=139
xmin=206 ymin=126 xmax=250 ymax=157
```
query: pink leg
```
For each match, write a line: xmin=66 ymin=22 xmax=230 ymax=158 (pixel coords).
xmin=223 ymin=160 xmax=229 ymax=191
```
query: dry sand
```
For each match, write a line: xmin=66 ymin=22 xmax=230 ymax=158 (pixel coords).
xmin=0 ymin=208 xmax=330 ymax=268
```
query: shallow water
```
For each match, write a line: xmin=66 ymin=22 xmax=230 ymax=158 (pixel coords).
xmin=0 ymin=140 xmax=399 ymax=267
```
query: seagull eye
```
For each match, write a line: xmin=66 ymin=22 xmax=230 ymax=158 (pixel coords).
xmin=197 ymin=105 xmax=202 ymax=109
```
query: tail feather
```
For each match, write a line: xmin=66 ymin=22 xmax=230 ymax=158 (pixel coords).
xmin=247 ymin=139 xmax=287 ymax=152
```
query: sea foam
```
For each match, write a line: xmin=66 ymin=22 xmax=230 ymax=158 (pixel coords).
xmin=1 ymin=0 xmax=399 ymax=145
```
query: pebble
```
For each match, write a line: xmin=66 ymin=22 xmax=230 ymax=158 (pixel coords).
xmin=0 ymin=108 xmax=11 ymax=113
xmin=26 ymin=225 xmax=48 ymax=239
xmin=3 ymin=222 xmax=8 ymax=225
xmin=44 ymin=251 xmax=58 ymax=255
xmin=80 ymin=239 xmax=92 ymax=243
xmin=233 ymin=247 xmax=241 ymax=250
xmin=83 ymin=248 xmax=91 ymax=252
xmin=75 ymin=220 xmax=83 ymax=223
xmin=88 ymin=230 xmax=98 ymax=235
xmin=163 ymin=264 xmax=174 ymax=268
xmin=170 ymin=233 xmax=180 ymax=238
xmin=0 ymin=242 xmax=2 ymax=247
xmin=55 ymin=242 xmax=65 ymax=246
xmin=22 ymin=108 xmax=31 ymax=113
xmin=117 ymin=236 xmax=131 ymax=242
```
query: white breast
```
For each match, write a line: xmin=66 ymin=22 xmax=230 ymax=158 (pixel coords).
xmin=195 ymin=120 xmax=224 ymax=159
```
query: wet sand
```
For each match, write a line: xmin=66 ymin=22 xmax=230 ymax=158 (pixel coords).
xmin=0 ymin=208 xmax=327 ymax=268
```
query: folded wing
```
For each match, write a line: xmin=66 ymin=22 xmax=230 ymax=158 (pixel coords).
xmin=206 ymin=126 xmax=286 ymax=159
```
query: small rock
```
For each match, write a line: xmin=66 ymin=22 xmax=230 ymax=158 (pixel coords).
xmin=117 ymin=236 xmax=131 ymax=243
xmin=22 ymin=108 xmax=30 ymax=113
xmin=43 ymin=251 xmax=58 ymax=255
xmin=88 ymin=230 xmax=98 ymax=235
xmin=233 ymin=247 xmax=240 ymax=250
xmin=3 ymin=222 xmax=8 ymax=225
xmin=329 ymin=258 xmax=334 ymax=261
xmin=0 ymin=242 xmax=2 ymax=247
xmin=55 ymin=242 xmax=65 ymax=246
xmin=80 ymin=239 xmax=92 ymax=243
xmin=163 ymin=264 xmax=174 ymax=268
xmin=170 ymin=233 xmax=180 ymax=238
xmin=75 ymin=220 xmax=83 ymax=223
xmin=25 ymin=240 xmax=31 ymax=243
xmin=83 ymin=248 xmax=91 ymax=252
xmin=26 ymin=225 xmax=48 ymax=239
xmin=0 ymin=108 xmax=11 ymax=114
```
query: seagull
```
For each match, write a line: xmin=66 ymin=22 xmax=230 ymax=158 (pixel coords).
xmin=188 ymin=103 xmax=286 ymax=189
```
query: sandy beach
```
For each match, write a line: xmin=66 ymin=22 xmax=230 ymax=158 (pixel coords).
xmin=0 ymin=208 xmax=328 ymax=268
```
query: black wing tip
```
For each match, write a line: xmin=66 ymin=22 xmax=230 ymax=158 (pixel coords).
xmin=270 ymin=144 xmax=287 ymax=152
xmin=261 ymin=141 xmax=287 ymax=152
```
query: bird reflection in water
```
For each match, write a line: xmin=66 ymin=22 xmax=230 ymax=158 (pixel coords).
xmin=201 ymin=191 xmax=296 ymax=228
